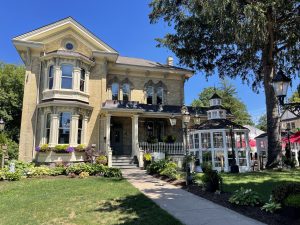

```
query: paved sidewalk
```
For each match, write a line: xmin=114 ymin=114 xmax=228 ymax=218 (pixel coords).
xmin=122 ymin=169 xmax=266 ymax=225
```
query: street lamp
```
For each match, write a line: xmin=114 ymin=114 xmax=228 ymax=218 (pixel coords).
xmin=271 ymin=69 xmax=300 ymax=117
xmin=193 ymin=111 xmax=201 ymax=125
xmin=169 ymin=114 xmax=177 ymax=126
xmin=181 ymin=105 xmax=191 ymax=185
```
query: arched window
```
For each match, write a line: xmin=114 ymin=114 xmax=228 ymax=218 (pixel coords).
xmin=77 ymin=115 xmax=83 ymax=144
xmin=58 ymin=112 xmax=71 ymax=144
xmin=61 ymin=64 xmax=73 ymax=89
xmin=80 ymin=69 xmax=85 ymax=92
xmin=48 ymin=66 xmax=54 ymax=89
xmin=45 ymin=113 xmax=51 ymax=144
xmin=122 ymin=83 xmax=130 ymax=101
xmin=146 ymin=86 xmax=153 ymax=104
xmin=112 ymin=83 xmax=119 ymax=100
xmin=156 ymin=87 xmax=163 ymax=105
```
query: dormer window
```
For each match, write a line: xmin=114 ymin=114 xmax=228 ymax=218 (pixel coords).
xmin=61 ymin=64 xmax=73 ymax=89
xmin=146 ymin=86 xmax=153 ymax=104
xmin=112 ymin=83 xmax=119 ymax=100
xmin=48 ymin=65 xmax=54 ymax=90
xmin=122 ymin=83 xmax=130 ymax=101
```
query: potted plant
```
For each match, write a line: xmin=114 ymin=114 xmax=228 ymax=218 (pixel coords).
xmin=95 ymin=154 xmax=108 ymax=165
xmin=143 ymin=152 xmax=152 ymax=169
xmin=162 ymin=135 xmax=176 ymax=143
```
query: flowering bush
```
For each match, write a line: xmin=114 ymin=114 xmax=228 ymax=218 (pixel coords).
xmin=66 ymin=146 xmax=74 ymax=153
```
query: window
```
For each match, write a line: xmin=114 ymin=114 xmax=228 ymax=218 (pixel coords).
xmin=213 ymin=132 xmax=223 ymax=148
xmin=48 ymin=65 xmax=54 ymax=89
xmin=291 ymin=122 xmax=296 ymax=129
xmin=219 ymin=110 xmax=224 ymax=118
xmin=122 ymin=83 xmax=130 ymax=101
xmin=80 ymin=69 xmax=85 ymax=92
xmin=46 ymin=113 xmax=51 ymax=144
xmin=212 ymin=111 xmax=217 ymax=118
xmin=58 ymin=112 xmax=71 ymax=144
xmin=157 ymin=87 xmax=163 ymax=105
xmin=194 ymin=133 xmax=199 ymax=149
xmin=61 ymin=64 xmax=73 ymax=89
xmin=65 ymin=42 xmax=74 ymax=50
xmin=287 ymin=123 xmax=291 ymax=129
xmin=189 ymin=134 xmax=194 ymax=149
xmin=201 ymin=133 xmax=211 ymax=148
xmin=112 ymin=83 xmax=119 ymax=100
xmin=77 ymin=115 xmax=83 ymax=144
xmin=146 ymin=86 xmax=153 ymax=104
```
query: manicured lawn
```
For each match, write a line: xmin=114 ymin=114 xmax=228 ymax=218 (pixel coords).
xmin=221 ymin=169 xmax=300 ymax=202
xmin=0 ymin=177 xmax=182 ymax=225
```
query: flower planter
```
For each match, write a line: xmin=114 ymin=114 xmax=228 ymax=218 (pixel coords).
xmin=36 ymin=151 xmax=85 ymax=163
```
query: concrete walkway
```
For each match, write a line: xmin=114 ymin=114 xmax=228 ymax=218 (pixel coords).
xmin=122 ymin=169 xmax=265 ymax=225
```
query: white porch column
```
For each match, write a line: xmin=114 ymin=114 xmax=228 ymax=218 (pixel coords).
xmin=132 ymin=115 xmax=139 ymax=156
xmin=49 ymin=114 xmax=59 ymax=147
xmin=70 ymin=114 xmax=79 ymax=146
xmin=53 ymin=66 xmax=61 ymax=90
xmin=73 ymin=67 xmax=81 ymax=91
xmin=85 ymin=71 xmax=90 ymax=93
xmin=245 ymin=133 xmax=251 ymax=171
xmin=222 ymin=130 xmax=229 ymax=172
xmin=105 ymin=114 xmax=112 ymax=167
xmin=210 ymin=131 xmax=215 ymax=169
xmin=82 ymin=115 xmax=89 ymax=145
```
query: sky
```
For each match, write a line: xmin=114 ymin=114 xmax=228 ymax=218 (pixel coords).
xmin=0 ymin=0 xmax=298 ymax=124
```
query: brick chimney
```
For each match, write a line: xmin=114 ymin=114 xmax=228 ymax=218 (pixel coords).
xmin=167 ymin=56 xmax=173 ymax=66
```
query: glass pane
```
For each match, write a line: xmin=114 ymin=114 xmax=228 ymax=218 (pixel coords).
xmin=48 ymin=66 xmax=54 ymax=89
xmin=77 ymin=130 xmax=82 ymax=144
xmin=123 ymin=84 xmax=130 ymax=101
xmin=215 ymin=151 xmax=224 ymax=167
xmin=81 ymin=69 xmax=85 ymax=80
xmin=194 ymin=133 xmax=199 ymax=149
xmin=80 ymin=80 xmax=85 ymax=92
xmin=147 ymin=87 xmax=153 ymax=104
xmin=46 ymin=129 xmax=50 ymax=144
xmin=157 ymin=87 xmax=163 ymax=104
xmin=58 ymin=129 xmax=70 ymax=144
xmin=46 ymin=114 xmax=51 ymax=128
xmin=61 ymin=77 xmax=72 ymax=89
xmin=213 ymin=132 xmax=223 ymax=148
xmin=61 ymin=65 xmax=73 ymax=77
xmin=112 ymin=83 xmax=119 ymax=100
xmin=49 ymin=78 xmax=53 ymax=90
xmin=78 ymin=115 xmax=83 ymax=129
xmin=59 ymin=112 xmax=71 ymax=129
xmin=201 ymin=133 xmax=211 ymax=148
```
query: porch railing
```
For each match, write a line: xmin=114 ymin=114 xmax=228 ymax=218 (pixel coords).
xmin=138 ymin=142 xmax=184 ymax=155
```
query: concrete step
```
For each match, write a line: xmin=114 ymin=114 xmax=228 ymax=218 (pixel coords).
xmin=113 ymin=164 xmax=138 ymax=169
xmin=112 ymin=156 xmax=132 ymax=160
xmin=112 ymin=162 xmax=135 ymax=166
xmin=112 ymin=159 xmax=133 ymax=163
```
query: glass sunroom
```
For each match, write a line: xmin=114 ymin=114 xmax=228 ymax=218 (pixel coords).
xmin=188 ymin=93 xmax=251 ymax=172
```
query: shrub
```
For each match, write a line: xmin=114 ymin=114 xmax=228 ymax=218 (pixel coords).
xmin=272 ymin=183 xmax=300 ymax=204
xmin=143 ymin=152 xmax=152 ymax=162
xmin=74 ymin=144 xmax=86 ymax=152
xmin=162 ymin=135 xmax=176 ymax=143
xmin=4 ymin=171 xmax=22 ymax=181
xmin=0 ymin=169 xmax=6 ymax=180
xmin=201 ymin=162 xmax=212 ymax=173
xmin=103 ymin=168 xmax=122 ymax=178
xmin=201 ymin=167 xmax=221 ymax=192
xmin=25 ymin=166 xmax=51 ymax=177
xmin=261 ymin=196 xmax=281 ymax=213
xmin=66 ymin=163 xmax=92 ymax=175
xmin=53 ymin=145 xmax=69 ymax=153
xmin=49 ymin=167 xmax=66 ymax=176
xmin=229 ymin=187 xmax=261 ymax=206
xmin=95 ymin=155 xmax=108 ymax=165
xmin=159 ymin=162 xmax=179 ymax=180
xmin=284 ymin=194 xmax=300 ymax=208
xmin=79 ymin=171 xmax=89 ymax=179
xmin=146 ymin=159 xmax=169 ymax=175
xmin=89 ymin=164 xmax=106 ymax=175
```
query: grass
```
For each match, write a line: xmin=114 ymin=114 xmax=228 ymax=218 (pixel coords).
xmin=221 ymin=169 xmax=300 ymax=202
xmin=0 ymin=177 xmax=182 ymax=225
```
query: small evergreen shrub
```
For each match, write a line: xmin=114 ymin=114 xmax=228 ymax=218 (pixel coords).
xmin=103 ymin=168 xmax=122 ymax=178
xmin=229 ymin=187 xmax=261 ymax=206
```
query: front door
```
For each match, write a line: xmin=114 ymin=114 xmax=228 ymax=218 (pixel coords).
xmin=111 ymin=127 xmax=123 ymax=155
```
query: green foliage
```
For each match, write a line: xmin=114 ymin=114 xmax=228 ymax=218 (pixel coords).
xmin=159 ymin=162 xmax=179 ymax=180
xmin=25 ymin=166 xmax=51 ymax=177
xmin=288 ymin=84 xmax=300 ymax=103
xmin=147 ymin=135 xmax=158 ymax=144
xmin=284 ymin=194 xmax=300 ymax=208
xmin=0 ymin=62 xmax=25 ymax=141
xmin=53 ymin=145 xmax=69 ymax=153
xmin=229 ymin=187 xmax=261 ymax=206
xmin=256 ymin=114 xmax=267 ymax=132
xmin=66 ymin=163 xmax=93 ymax=175
xmin=0 ymin=133 xmax=19 ymax=160
xmin=192 ymin=80 xmax=253 ymax=125
xmin=40 ymin=144 xmax=51 ymax=152
xmin=201 ymin=167 xmax=222 ymax=192
xmin=272 ymin=183 xmax=300 ymax=204
xmin=74 ymin=144 xmax=86 ymax=152
xmin=146 ymin=159 xmax=169 ymax=175
xmin=103 ymin=168 xmax=122 ymax=178
xmin=95 ymin=155 xmax=108 ymax=165
xmin=162 ymin=135 xmax=176 ymax=143
xmin=143 ymin=152 xmax=152 ymax=162
xmin=49 ymin=166 xmax=66 ymax=176
xmin=79 ymin=171 xmax=89 ymax=179
xmin=3 ymin=171 xmax=22 ymax=181
xmin=261 ymin=197 xmax=281 ymax=213
xmin=200 ymin=161 xmax=212 ymax=173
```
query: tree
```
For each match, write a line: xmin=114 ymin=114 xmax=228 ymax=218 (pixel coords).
xmin=192 ymin=80 xmax=254 ymax=125
xmin=149 ymin=0 xmax=299 ymax=167
xmin=288 ymin=84 xmax=300 ymax=103
xmin=256 ymin=114 xmax=267 ymax=132
xmin=0 ymin=62 xmax=25 ymax=142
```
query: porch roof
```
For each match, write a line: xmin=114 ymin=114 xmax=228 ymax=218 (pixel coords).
xmin=192 ymin=118 xmax=248 ymax=130
xmin=102 ymin=100 xmax=208 ymax=115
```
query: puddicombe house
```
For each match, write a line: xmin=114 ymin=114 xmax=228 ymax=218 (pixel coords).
xmin=13 ymin=17 xmax=198 ymax=167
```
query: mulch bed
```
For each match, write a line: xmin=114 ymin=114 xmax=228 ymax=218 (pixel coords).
xmin=152 ymin=174 xmax=300 ymax=225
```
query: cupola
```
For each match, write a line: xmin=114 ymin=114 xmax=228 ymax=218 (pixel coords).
xmin=207 ymin=92 xmax=227 ymax=120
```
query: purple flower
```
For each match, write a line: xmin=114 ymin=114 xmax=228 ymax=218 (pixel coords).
xmin=35 ymin=146 xmax=41 ymax=152
xmin=66 ymin=146 xmax=74 ymax=153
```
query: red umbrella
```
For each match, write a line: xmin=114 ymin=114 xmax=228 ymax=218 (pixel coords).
xmin=282 ymin=131 xmax=300 ymax=143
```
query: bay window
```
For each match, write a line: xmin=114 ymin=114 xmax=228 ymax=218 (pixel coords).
xmin=77 ymin=115 xmax=83 ymax=144
xmin=45 ymin=113 xmax=51 ymax=144
xmin=146 ymin=86 xmax=153 ymax=104
xmin=122 ymin=83 xmax=130 ymax=101
xmin=58 ymin=112 xmax=71 ymax=144
xmin=157 ymin=87 xmax=163 ymax=104
xmin=80 ymin=69 xmax=85 ymax=92
xmin=112 ymin=83 xmax=119 ymax=100
xmin=48 ymin=65 xmax=54 ymax=89
xmin=61 ymin=64 xmax=73 ymax=89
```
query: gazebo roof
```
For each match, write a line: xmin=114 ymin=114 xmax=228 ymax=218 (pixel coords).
xmin=193 ymin=118 xmax=248 ymax=130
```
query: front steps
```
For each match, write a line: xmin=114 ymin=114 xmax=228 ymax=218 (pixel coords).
xmin=112 ymin=155 xmax=138 ymax=169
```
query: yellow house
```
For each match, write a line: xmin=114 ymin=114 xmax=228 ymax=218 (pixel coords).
xmin=13 ymin=17 xmax=200 ymax=167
